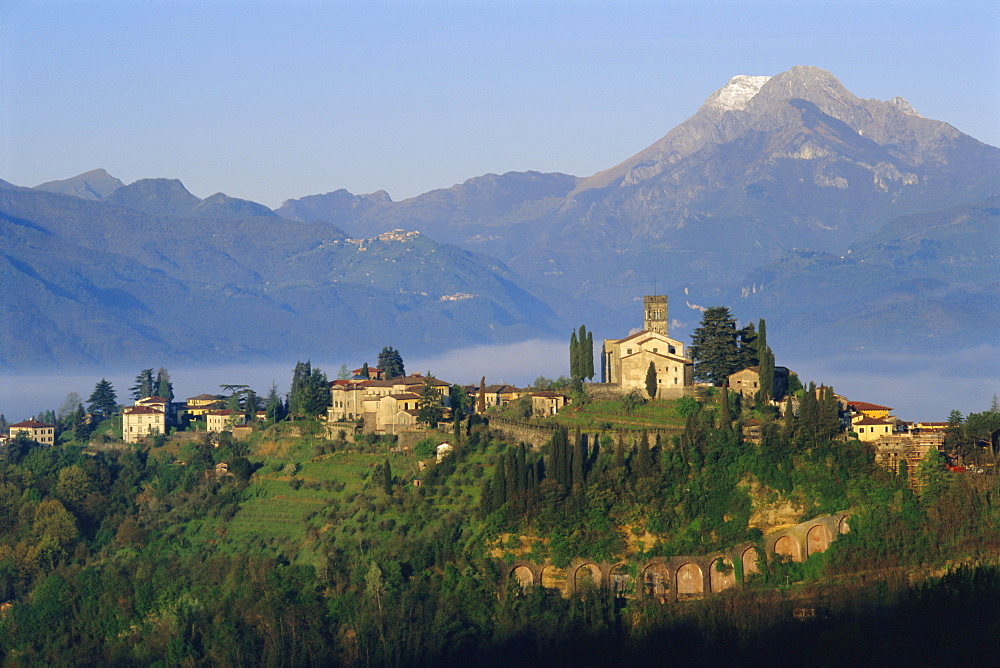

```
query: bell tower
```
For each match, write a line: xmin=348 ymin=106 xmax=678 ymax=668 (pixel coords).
xmin=644 ymin=295 xmax=668 ymax=336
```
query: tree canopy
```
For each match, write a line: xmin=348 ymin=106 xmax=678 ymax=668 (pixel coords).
xmin=377 ymin=347 xmax=405 ymax=380
xmin=689 ymin=307 xmax=743 ymax=385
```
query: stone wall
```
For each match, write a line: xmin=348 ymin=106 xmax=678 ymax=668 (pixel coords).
xmin=501 ymin=511 xmax=852 ymax=601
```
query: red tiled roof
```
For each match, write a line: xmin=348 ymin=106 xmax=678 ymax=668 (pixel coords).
xmin=123 ymin=406 xmax=164 ymax=415
xmin=388 ymin=392 xmax=420 ymax=400
xmin=848 ymin=401 xmax=893 ymax=411
xmin=207 ymin=409 xmax=239 ymax=416
xmin=10 ymin=419 xmax=55 ymax=429
xmin=853 ymin=416 xmax=894 ymax=426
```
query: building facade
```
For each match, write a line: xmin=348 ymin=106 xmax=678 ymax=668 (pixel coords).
xmin=601 ymin=295 xmax=693 ymax=398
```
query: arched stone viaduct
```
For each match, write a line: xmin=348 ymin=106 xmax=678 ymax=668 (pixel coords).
xmin=503 ymin=511 xmax=850 ymax=601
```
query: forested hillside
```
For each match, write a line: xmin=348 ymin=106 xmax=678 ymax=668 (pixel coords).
xmin=1 ymin=390 xmax=998 ymax=664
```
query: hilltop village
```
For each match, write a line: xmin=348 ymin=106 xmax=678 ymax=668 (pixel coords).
xmin=3 ymin=295 xmax=976 ymax=478
xmin=1 ymin=295 xmax=998 ymax=664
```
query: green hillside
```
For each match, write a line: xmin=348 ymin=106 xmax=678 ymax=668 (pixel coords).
xmin=2 ymin=391 xmax=999 ymax=664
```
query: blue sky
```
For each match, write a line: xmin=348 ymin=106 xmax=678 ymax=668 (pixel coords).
xmin=2 ymin=1 xmax=997 ymax=208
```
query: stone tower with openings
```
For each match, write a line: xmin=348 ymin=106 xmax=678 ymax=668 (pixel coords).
xmin=644 ymin=295 xmax=668 ymax=336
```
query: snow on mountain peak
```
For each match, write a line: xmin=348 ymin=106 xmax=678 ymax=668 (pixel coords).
xmin=705 ymin=75 xmax=772 ymax=112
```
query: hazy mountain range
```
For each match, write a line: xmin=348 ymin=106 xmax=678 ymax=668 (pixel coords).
xmin=3 ymin=66 xmax=997 ymax=371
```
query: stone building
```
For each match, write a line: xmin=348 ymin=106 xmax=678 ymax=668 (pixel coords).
xmin=874 ymin=432 xmax=945 ymax=480
xmin=728 ymin=366 xmax=790 ymax=400
xmin=601 ymin=295 xmax=693 ymax=399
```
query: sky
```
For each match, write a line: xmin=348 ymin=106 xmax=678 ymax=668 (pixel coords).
xmin=2 ymin=1 xmax=998 ymax=209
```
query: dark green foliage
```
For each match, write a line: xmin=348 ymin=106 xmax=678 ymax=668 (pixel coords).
xmin=689 ymin=307 xmax=743 ymax=385
xmin=129 ymin=369 xmax=155 ymax=401
xmin=288 ymin=361 xmax=330 ymax=417
xmin=155 ymin=367 xmax=174 ymax=401
xmin=87 ymin=379 xmax=117 ymax=419
xmin=645 ymin=361 xmax=657 ymax=399
xmin=377 ymin=346 xmax=405 ymax=380
xmin=417 ymin=377 xmax=444 ymax=428
xmin=569 ymin=325 xmax=595 ymax=381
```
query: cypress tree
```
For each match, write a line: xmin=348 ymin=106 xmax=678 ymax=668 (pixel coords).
xmin=493 ymin=463 xmax=507 ymax=509
xmin=720 ymin=386 xmax=732 ymax=432
xmin=645 ymin=361 xmax=658 ymax=400
xmin=480 ymin=477 xmax=494 ymax=514
xmin=572 ymin=430 xmax=585 ymax=488
xmin=570 ymin=330 xmax=580 ymax=379
xmin=586 ymin=330 xmax=595 ymax=380
xmin=505 ymin=450 xmax=518 ymax=502
xmin=635 ymin=431 xmax=653 ymax=478
xmin=382 ymin=459 xmax=392 ymax=495
xmin=517 ymin=443 xmax=528 ymax=494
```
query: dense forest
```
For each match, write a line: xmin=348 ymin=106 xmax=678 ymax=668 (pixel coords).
xmin=1 ymin=385 xmax=999 ymax=665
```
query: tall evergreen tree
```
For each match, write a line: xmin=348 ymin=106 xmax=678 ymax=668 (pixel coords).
xmin=585 ymin=330 xmax=595 ymax=381
xmin=289 ymin=362 xmax=330 ymax=416
xmin=754 ymin=319 xmax=775 ymax=403
xmin=645 ymin=362 xmax=658 ymax=399
xmin=130 ymin=369 xmax=155 ymax=401
xmin=570 ymin=330 xmax=580 ymax=380
xmin=265 ymin=383 xmax=286 ymax=422
xmin=417 ymin=377 xmax=444 ymax=428
xmin=689 ymin=307 xmax=743 ymax=385
xmin=88 ymin=379 xmax=118 ymax=419
xmin=738 ymin=322 xmax=758 ymax=369
xmin=377 ymin=346 xmax=405 ymax=380
xmin=635 ymin=431 xmax=653 ymax=478
xmin=477 ymin=377 xmax=486 ymax=413
xmin=155 ymin=367 xmax=174 ymax=401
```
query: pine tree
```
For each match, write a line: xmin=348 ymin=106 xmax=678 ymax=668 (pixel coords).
xmin=417 ymin=377 xmax=444 ymax=428
xmin=645 ymin=362 xmax=658 ymax=400
xmin=377 ymin=346 xmax=405 ymax=380
xmin=130 ymin=369 xmax=155 ymax=401
xmin=88 ymin=379 xmax=118 ymax=419
xmin=689 ymin=307 xmax=743 ymax=385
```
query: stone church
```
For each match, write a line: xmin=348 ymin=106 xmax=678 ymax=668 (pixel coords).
xmin=601 ymin=295 xmax=694 ymax=399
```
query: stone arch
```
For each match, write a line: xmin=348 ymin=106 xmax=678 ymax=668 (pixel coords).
xmin=641 ymin=562 xmax=670 ymax=598
xmin=773 ymin=535 xmax=800 ymax=562
xmin=709 ymin=558 xmax=735 ymax=592
xmin=741 ymin=547 xmax=760 ymax=579
xmin=541 ymin=565 xmax=567 ymax=593
xmin=839 ymin=515 xmax=851 ymax=534
xmin=609 ymin=563 xmax=634 ymax=598
xmin=510 ymin=565 xmax=534 ymax=591
xmin=573 ymin=563 xmax=602 ymax=593
xmin=675 ymin=563 xmax=703 ymax=596
xmin=807 ymin=524 xmax=833 ymax=556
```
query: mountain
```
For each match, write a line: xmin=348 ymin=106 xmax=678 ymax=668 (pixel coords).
xmin=104 ymin=178 xmax=278 ymax=219
xmin=734 ymin=198 xmax=1000 ymax=356
xmin=0 ymin=182 xmax=569 ymax=371
xmin=278 ymin=65 xmax=998 ymax=351
xmin=5 ymin=66 xmax=997 ymax=371
xmin=34 ymin=168 xmax=124 ymax=200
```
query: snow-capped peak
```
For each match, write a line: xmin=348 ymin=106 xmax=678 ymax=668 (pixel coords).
xmin=704 ymin=75 xmax=772 ymax=112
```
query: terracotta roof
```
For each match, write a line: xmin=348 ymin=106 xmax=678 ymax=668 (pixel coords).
xmin=138 ymin=396 xmax=168 ymax=403
xmin=10 ymin=419 xmax=55 ymax=429
xmin=848 ymin=401 xmax=893 ymax=411
xmin=853 ymin=416 xmax=894 ymax=426
xmin=388 ymin=392 xmax=420 ymax=400
xmin=207 ymin=409 xmax=239 ymax=416
xmin=123 ymin=406 xmax=164 ymax=415
xmin=188 ymin=393 xmax=220 ymax=401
